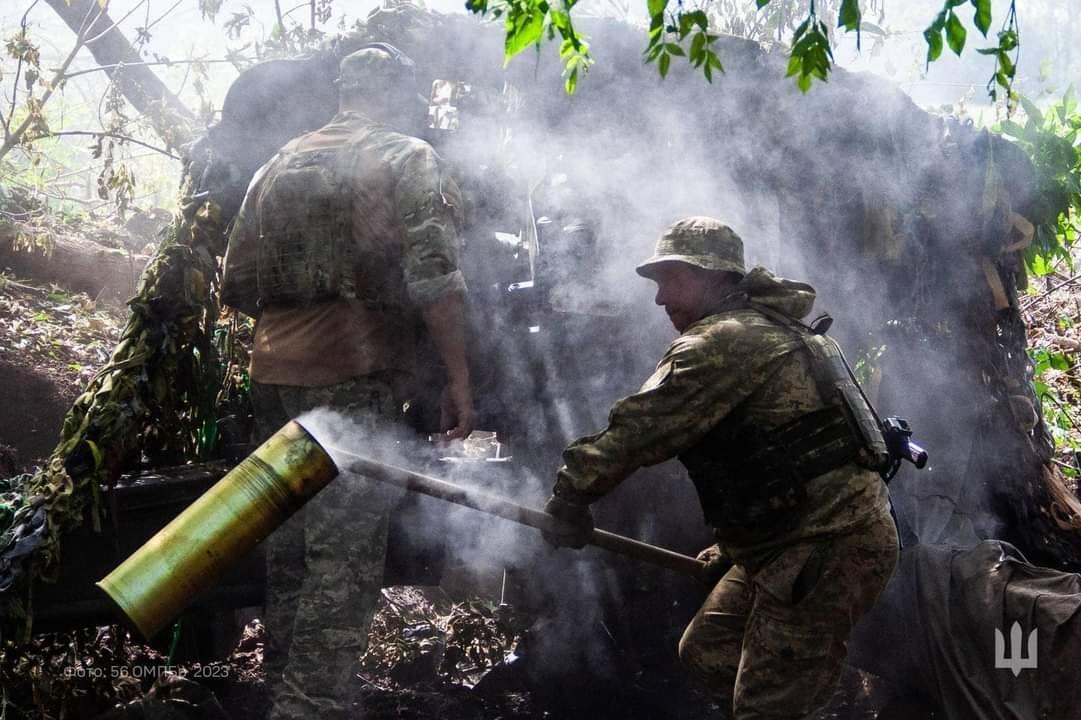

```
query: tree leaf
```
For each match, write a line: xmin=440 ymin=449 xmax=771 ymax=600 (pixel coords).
xmin=648 ymin=0 xmax=667 ymax=21
xmin=1019 ymin=95 xmax=1044 ymax=126
xmin=690 ymin=31 xmax=706 ymax=61
xmin=945 ymin=11 xmax=966 ymax=56
xmin=658 ymin=51 xmax=671 ymax=78
xmin=924 ymin=27 xmax=944 ymax=63
xmin=565 ymin=66 xmax=578 ymax=94
xmin=998 ymin=51 xmax=1015 ymax=77
xmin=1000 ymin=119 xmax=1024 ymax=137
xmin=838 ymin=0 xmax=861 ymax=32
xmin=504 ymin=7 xmax=546 ymax=61
xmin=973 ymin=0 xmax=991 ymax=36
xmin=999 ymin=28 xmax=1018 ymax=52
xmin=786 ymin=52 xmax=803 ymax=78
xmin=686 ymin=10 xmax=708 ymax=31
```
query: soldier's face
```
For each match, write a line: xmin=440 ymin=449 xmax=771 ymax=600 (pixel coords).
xmin=651 ymin=263 xmax=714 ymax=332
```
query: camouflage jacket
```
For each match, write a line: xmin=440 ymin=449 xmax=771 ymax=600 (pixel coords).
xmin=555 ymin=268 xmax=890 ymax=563
xmin=226 ymin=110 xmax=466 ymax=312
xmin=225 ymin=111 xmax=467 ymax=385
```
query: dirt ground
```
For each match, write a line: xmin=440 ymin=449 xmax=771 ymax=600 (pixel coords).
xmin=0 ymin=276 xmax=126 ymax=470
xmin=0 ymin=584 xmax=897 ymax=720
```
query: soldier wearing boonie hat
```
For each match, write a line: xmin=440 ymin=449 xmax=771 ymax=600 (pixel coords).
xmin=223 ymin=41 xmax=473 ymax=720
xmin=635 ymin=215 xmax=746 ymax=279
xmin=541 ymin=215 xmax=898 ymax=719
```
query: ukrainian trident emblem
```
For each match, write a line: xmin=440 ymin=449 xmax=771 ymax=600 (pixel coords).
xmin=994 ymin=621 xmax=1037 ymax=677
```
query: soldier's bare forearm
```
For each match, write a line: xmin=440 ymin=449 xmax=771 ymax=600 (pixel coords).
xmin=421 ymin=290 xmax=474 ymax=438
xmin=421 ymin=291 xmax=470 ymax=388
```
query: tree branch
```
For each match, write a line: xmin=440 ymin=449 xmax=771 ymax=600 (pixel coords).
xmin=60 ymin=57 xmax=255 ymax=81
xmin=84 ymin=0 xmax=147 ymax=46
xmin=43 ymin=0 xmax=196 ymax=150
xmin=145 ymin=0 xmax=184 ymax=33
xmin=1021 ymin=273 xmax=1081 ymax=313
xmin=0 ymin=1 xmax=103 ymax=164
xmin=45 ymin=131 xmax=181 ymax=160
xmin=273 ymin=0 xmax=286 ymax=35
xmin=5 ymin=0 xmax=43 ymax=136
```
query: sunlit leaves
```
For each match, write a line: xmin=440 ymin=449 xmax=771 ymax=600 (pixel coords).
xmin=786 ymin=16 xmax=833 ymax=93
xmin=944 ymin=11 xmax=966 ymax=55
xmin=923 ymin=19 xmax=945 ymax=63
xmin=838 ymin=0 xmax=861 ymax=49
xmin=468 ymin=0 xmax=593 ymax=93
xmin=504 ymin=0 xmax=547 ymax=61
xmin=997 ymin=88 xmax=1081 ymax=278
xmin=642 ymin=5 xmax=719 ymax=82
xmin=973 ymin=0 xmax=992 ymax=36
xmin=469 ymin=0 xmax=1018 ymax=99
xmin=976 ymin=4 xmax=1019 ymax=108
xmin=922 ymin=0 xmax=1020 ymax=108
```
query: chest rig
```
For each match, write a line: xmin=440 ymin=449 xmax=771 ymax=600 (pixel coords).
xmin=681 ymin=303 xmax=889 ymax=542
xmin=253 ymin=142 xmax=357 ymax=306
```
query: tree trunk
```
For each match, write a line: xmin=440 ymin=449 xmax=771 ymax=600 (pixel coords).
xmin=43 ymin=0 xmax=195 ymax=150
xmin=0 ymin=229 xmax=150 ymax=300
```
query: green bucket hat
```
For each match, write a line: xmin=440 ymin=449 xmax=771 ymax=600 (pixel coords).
xmin=636 ymin=216 xmax=746 ymax=279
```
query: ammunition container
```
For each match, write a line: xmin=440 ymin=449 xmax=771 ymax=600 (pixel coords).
xmin=97 ymin=420 xmax=338 ymax=639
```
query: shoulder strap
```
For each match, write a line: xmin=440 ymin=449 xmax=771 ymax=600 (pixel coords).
xmin=746 ymin=300 xmax=890 ymax=471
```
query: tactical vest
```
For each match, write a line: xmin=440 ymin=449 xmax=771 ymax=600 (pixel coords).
xmin=253 ymin=144 xmax=356 ymax=306
xmin=682 ymin=303 xmax=889 ymax=543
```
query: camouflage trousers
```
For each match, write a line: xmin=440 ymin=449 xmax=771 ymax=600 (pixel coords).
xmin=252 ymin=378 xmax=403 ymax=720
xmin=678 ymin=507 xmax=898 ymax=719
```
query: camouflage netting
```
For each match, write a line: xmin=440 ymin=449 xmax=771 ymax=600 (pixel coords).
xmin=2 ymin=6 xmax=1079 ymax=638
xmin=0 ymin=172 xmax=230 ymax=634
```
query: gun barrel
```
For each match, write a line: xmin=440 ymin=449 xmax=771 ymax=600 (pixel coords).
xmin=341 ymin=453 xmax=705 ymax=578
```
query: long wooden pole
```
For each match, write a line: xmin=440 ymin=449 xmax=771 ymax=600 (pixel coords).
xmin=342 ymin=454 xmax=705 ymax=578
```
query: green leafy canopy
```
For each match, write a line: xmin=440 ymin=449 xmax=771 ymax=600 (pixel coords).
xmin=997 ymin=86 xmax=1081 ymax=279
xmin=466 ymin=0 xmax=1020 ymax=97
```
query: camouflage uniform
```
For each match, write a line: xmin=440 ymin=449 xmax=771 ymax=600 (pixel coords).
xmin=553 ymin=219 xmax=897 ymax=719
xmin=252 ymin=379 xmax=403 ymax=720
xmin=226 ymin=48 xmax=466 ymax=720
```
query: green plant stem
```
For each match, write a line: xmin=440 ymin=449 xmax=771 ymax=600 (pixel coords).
xmin=1045 ymin=390 xmax=1081 ymax=431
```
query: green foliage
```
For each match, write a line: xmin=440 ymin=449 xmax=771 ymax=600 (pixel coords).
xmin=472 ymin=0 xmax=593 ymax=93
xmin=997 ymin=87 xmax=1081 ymax=276
xmin=468 ymin=0 xmax=1014 ymax=96
xmin=644 ymin=7 xmax=722 ymax=82
xmin=974 ymin=3 xmax=1019 ymax=108
xmin=1030 ymin=348 xmax=1080 ymax=458
xmin=923 ymin=0 xmax=1017 ymax=106
xmin=786 ymin=14 xmax=832 ymax=93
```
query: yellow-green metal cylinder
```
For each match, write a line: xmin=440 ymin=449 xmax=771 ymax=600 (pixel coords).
xmin=97 ymin=420 xmax=338 ymax=639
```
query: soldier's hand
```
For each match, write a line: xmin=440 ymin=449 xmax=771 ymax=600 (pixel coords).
xmin=541 ymin=495 xmax=594 ymax=550
xmin=696 ymin=544 xmax=731 ymax=586
xmin=440 ymin=381 xmax=475 ymax=441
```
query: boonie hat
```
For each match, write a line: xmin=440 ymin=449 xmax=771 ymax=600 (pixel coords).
xmin=636 ymin=216 xmax=746 ymax=279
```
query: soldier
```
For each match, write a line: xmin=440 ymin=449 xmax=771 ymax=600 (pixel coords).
xmin=542 ymin=217 xmax=898 ymax=719
xmin=221 ymin=45 xmax=473 ymax=720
